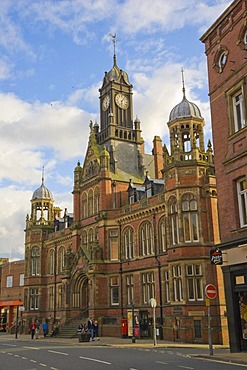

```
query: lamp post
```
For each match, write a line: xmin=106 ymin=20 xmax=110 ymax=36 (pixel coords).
xmin=53 ymin=243 xmax=57 ymax=330
xmin=131 ymin=302 xmax=135 ymax=343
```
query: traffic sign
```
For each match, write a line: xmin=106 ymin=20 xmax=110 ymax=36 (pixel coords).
xmin=205 ymin=284 xmax=217 ymax=299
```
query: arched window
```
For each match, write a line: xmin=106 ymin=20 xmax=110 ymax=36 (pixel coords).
xmin=169 ymin=196 xmax=179 ymax=245
xmin=49 ymin=249 xmax=55 ymax=275
xmin=123 ymin=227 xmax=134 ymax=259
xmin=82 ymin=230 xmax=87 ymax=245
xmin=159 ymin=217 xmax=167 ymax=253
xmin=82 ymin=192 xmax=88 ymax=218
xmin=58 ymin=247 xmax=65 ymax=273
xmin=94 ymin=187 xmax=100 ymax=214
xmin=139 ymin=221 xmax=153 ymax=256
xmin=182 ymin=193 xmax=199 ymax=242
xmin=88 ymin=189 xmax=93 ymax=216
xmin=88 ymin=228 xmax=94 ymax=247
xmin=31 ymin=247 xmax=40 ymax=276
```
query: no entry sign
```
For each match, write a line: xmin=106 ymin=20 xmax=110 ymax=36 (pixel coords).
xmin=205 ymin=284 xmax=217 ymax=299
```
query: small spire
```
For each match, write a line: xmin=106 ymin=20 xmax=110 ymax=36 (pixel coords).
xmin=42 ymin=166 xmax=45 ymax=185
xmin=181 ymin=67 xmax=186 ymax=99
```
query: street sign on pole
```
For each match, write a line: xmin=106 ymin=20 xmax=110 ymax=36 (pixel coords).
xmin=205 ymin=284 xmax=217 ymax=300
xmin=149 ymin=298 xmax=157 ymax=346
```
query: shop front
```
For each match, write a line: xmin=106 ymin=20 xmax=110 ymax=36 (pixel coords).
xmin=0 ymin=300 xmax=24 ymax=333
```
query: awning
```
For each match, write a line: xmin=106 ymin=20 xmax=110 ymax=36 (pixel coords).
xmin=0 ymin=300 xmax=24 ymax=307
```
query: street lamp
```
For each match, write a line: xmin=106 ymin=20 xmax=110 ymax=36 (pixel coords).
xmin=131 ymin=302 xmax=135 ymax=343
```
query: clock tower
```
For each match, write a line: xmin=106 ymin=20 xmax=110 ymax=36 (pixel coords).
xmin=98 ymin=53 xmax=143 ymax=147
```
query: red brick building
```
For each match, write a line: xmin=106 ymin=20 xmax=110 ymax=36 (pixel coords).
xmin=23 ymin=52 xmax=227 ymax=344
xmin=0 ymin=259 xmax=24 ymax=332
xmin=201 ymin=0 xmax=247 ymax=352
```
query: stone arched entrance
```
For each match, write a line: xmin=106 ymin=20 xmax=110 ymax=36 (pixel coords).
xmin=71 ymin=271 xmax=89 ymax=314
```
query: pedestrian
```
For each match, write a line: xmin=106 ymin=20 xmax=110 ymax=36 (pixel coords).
xmin=42 ymin=321 xmax=48 ymax=337
xmin=93 ymin=319 xmax=99 ymax=340
xmin=29 ymin=321 xmax=36 ymax=339
xmin=35 ymin=320 xmax=40 ymax=339
xmin=87 ymin=317 xmax=95 ymax=341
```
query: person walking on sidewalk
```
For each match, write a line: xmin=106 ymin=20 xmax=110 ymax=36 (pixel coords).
xmin=94 ymin=319 xmax=100 ymax=340
xmin=42 ymin=321 xmax=48 ymax=337
xmin=29 ymin=321 xmax=36 ymax=339
xmin=88 ymin=317 xmax=95 ymax=341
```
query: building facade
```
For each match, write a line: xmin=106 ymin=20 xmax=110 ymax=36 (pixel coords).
xmin=23 ymin=52 xmax=227 ymax=344
xmin=0 ymin=259 xmax=24 ymax=332
xmin=201 ymin=0 xmax=247 ymax=352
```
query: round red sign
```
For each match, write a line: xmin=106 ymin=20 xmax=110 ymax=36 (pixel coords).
xmin=205 ymin=284 xmax=217 ymax=299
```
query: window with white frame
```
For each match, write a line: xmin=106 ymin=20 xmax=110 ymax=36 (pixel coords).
xmin=169 ymin=197 xmax=179 ymax=245
xmin=31 ymin=247 xmax=40 ymax=276
xmin=6 ymin=276 xmax=13 ymax=287
xmin=49 ymin=250 xmax=55 ymax=275
xmin=82 ymin=192 xmax=88 ymax=218
xmin=139 ymin=222 xmax=153 ymax=256
xmin=110 ymin=276 xmax=119 ymax=305
xmin=126 ymin=274 xmax=134 ymax=305
xmin=30 ymin=288 xmax=39 ymax=310
xmin=172 ymin=265 xmax=183 ymax=302
xmin=233 ymin=90 xmax=245 ymax=132
xmin=186 ymin=264 xmax=203 ymax=301
xmin=94 ymin=187 xmax=100 ymax=214
xmin=88 ymin=189 xmax=93 ymax=216
xmin=164 ymin=270 xmax=170 ymax=303
xmin=182 ymin=193 xmax=199 ymax=242
xmin=237 ymin=178 xmax=247 ymax=227
xmin=58 ymin=247 xmax=65 ymax=273
xmin=19 ymin=274 xmax=24 ymax=286
xmin=48 ymin=286 xmax=54 ymax=310
xmin=124 ymin=227 xmax=134 ymax=259
xmin=142 ymin=272 xmax=155 ymax=304
xmin=159 ymin=217 xmax=167 ymax=252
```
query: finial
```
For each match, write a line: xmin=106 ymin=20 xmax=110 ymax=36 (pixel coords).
xmin=109 ymin=33 xmax=117 ymax=65
xmin=42 ymin=166 xmax=44 ymax=185
xmin=181 ymin=67 xmax=186 ymax=99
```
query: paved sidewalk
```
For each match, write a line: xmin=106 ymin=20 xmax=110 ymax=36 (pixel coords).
xmin=1 ymin=333 xmax=247 ymax=366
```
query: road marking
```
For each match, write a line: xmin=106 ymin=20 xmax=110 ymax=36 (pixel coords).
xmin=156 ymin=361 xmax=168 ymax=365
xmin=179 ymin=366 xmax=194 ymax=369
xmin=23 ymin=346 xmax=39 ymax=350
xmin=48 ymin=350 xmax=68 ymax=355
xmin=39 ymin=363 xmax=47 ymax=367
xmin=195 ymin=357 xmax=247 ymax=368
xmin=2 ymin=343 xmax=16 ymax=347
xmin=14 ymin=354 xmax=20 ymax=357
xmin=79 ymin=356 xmax=111 ymax=365
xmin=30 ymin=359 xmax=37 ymax=363
xmin=51 ymin=367 xmax=59 ymax=370
xmin=22 ymin=356 xmax=27 ymax=359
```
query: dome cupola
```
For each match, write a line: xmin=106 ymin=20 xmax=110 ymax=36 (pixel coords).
xmin=32 ymin=174 xmax=53 ymax=201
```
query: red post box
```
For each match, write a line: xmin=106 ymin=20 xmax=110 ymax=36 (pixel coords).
xmin=121 ymin=318 xmax=128 ymax=338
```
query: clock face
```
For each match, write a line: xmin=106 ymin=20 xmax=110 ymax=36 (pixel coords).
xmin=102 ymin=95 xmax=110 ymax=111
xmin=115 ymin=93 xmax=129 ymax=109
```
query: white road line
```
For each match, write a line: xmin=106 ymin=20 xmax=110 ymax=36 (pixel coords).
xmin=201 ymin=358 xmax=247 ymax=367
xmin=23 ymin=346 xmax=39 ymax=350
xmin=48 ymin=350 xmax=68 ymax=355
xmin=51 ymin=367 xmax=59 ymax=370
xmin=39 ymin=363 xmax=47 ymax=367
xmin=30 ymin=359 xmax=37 ymax=363
xmin=179 ymin=366 xmax=194 ymax=369
xmin=7 ymin=352 xmax=13 ymax=355
xmin=14 ymin=354 xmax=20 ymax=357
xmin=2 ymin=343 xmax=16 ymax=347
xmin=156 ymin=361 xmax=168 ymax=365
xmin=21 ymin=356 xmax=27 ymax=359
xmin=79 ymin=356 xmax=111 ymax=365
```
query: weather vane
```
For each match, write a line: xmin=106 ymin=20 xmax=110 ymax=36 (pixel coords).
xmin=109 ymin=33 xmax=117 ymax=56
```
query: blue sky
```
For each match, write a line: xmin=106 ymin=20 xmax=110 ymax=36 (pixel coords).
xmin=0 ymin=0 xmax=231 ymax=260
